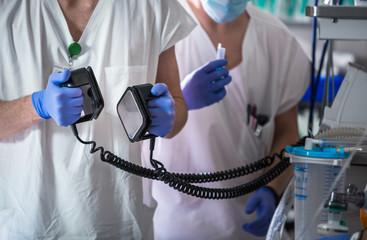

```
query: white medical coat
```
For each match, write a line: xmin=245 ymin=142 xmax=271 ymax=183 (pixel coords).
xmin=143 ymin=2 xmax=310 ymax=240
xmin=0 ymin=0 xmax=195 ymax=239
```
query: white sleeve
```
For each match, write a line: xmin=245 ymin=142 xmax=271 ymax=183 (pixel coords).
xmin=277 ymin=37 xmax=311 ymax=115
xmin=150 ymin=0 xmax=197 ymax=53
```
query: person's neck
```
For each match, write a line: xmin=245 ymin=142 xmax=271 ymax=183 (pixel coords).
xmin=58 ymin=0 xmax=98 ymax=8
xmin=186 ymin=0 xmax=250 ymax=70
xmin=187 ymin=0 xmax=248 ymax=35
xmin=57 ymin=0 xmax=99 ymax=42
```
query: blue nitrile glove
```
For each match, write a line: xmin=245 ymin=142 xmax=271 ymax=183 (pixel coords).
xmin=147 ymin=83 xmax=175 ymax=137
xmin=242 ymin=187 xmax=277 ymax=236
xmin=32 ymin=69 xmax=84 ymax=127
xmin=317 ymin=235 xmax=351 ymax=240
xmin=181 ymin=59 xmax=231 ymax=110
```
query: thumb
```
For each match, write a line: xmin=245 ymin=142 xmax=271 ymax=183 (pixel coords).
xmin=245 ymin=194 xmax=260 ymax=214
xmin=151 ymin=83 xmax=169 ymax=96
xmin=49 ymin=69 xmax=71 ymax=86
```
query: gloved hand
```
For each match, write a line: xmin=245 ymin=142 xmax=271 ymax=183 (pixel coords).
xmin=242 ymin=187 xmax=277 ymax=236
xmin=181 ymin=59 xmax=231 ymax=110
xmin=32 ymin=69 xmax=84 ymax=127
xmin=147 ymin=83 xmax=175 ymax=137
xmin=317 ymin=235 xmax=351 ymax=240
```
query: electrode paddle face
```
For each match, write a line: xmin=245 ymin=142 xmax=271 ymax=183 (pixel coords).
xmin=117 ymin=83 xmax=155 ymax=143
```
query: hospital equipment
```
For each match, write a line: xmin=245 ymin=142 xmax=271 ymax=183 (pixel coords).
xmin=307 ymin=1 xmax=367 ymax=132
xmin=214 ymin=43 xmax=227 ymax=95
xmin=61 ymin=67 xmax=104 ymax=124
xmin=318 ymin=183 xmax=367 ymax=235
xmin=306 ymin=5 xmax=367 ymax=40
xmin=291 ymin=2 xmax=367 ymax=237
xmin=286 ymin=142 xmax=348 ymax=239
xmin=32 ymin=67 xmax=103 ymax=126
xmin=266 ymin=62 xmax=367 ymax=239
xmin=32 ymin=70 xmax=82 ymax=126
xmin=116 ymin=83 xmax=174 ymax=140
xmin=266 ymin=180 xmax=294 ymax=240
xmin=319 ymin=63 xmax=367 ymax=131
xmin=63 ymin=66 xmax=292 ymax=199
xmin=146 ymin=83 xmax=176 ymax=138
xmin=355 ymin=0 xmax=367 ymax=6
xmin=117 ymin=83 xmax=157 ymax=142
xmin=216 ymin=43 xmax=225 ymax=60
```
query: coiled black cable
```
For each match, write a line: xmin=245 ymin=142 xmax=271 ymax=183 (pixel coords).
xmin=71 ymin=124 xmax=293 ymax=199
xmin=171 ymin=154 xmax=278 ymax=184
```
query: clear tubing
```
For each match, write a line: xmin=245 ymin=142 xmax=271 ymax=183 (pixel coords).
xmin=336 ymin=146 xmax=367 ymax=153
xmin=306 ymin=137 xmax=367 ymax=148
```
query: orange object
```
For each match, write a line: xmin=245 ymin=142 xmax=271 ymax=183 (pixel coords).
xmin=360 ymin=209 xmax=367 ymax=229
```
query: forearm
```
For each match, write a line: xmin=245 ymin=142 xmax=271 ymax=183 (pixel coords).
xmin=266 ymin=106 xmax=299 ymax=197
xmin=0 ymin=96 xmax=43 ymax=139
xmin=166 ymin=96 xmax=188 ymax=138
xmin=266 ymin=138 xmax=295 ymax=198
xmin=155 ymin=45 xmax=188 ymax=138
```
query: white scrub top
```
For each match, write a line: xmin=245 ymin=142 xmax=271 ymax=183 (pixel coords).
xmin=143 ymin=2 xmax=310 ymax=240
xmin=0 ymin=0 xmax=195 ymax=239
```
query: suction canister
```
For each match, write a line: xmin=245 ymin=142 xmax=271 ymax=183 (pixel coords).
xmin=285 ymin=144 xmax=349 ymax=240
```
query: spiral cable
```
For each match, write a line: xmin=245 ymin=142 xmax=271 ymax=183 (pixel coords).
xmin=98 ymin=150 xmax=289 ymax=199
xmin=154 ymin=151 xmax=290 ymax=199
xmin=171 ymin=155 xmax=275 ymax=183
xmin=71 ymin=125 xmax=293 ymax=199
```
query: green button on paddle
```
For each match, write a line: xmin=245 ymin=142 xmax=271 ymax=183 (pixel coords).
xmin=68 ymin=42 xmax=82 ymax=58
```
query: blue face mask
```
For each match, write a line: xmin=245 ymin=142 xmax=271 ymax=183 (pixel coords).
xmin=201 ymin=0 xmax=249 ymax=23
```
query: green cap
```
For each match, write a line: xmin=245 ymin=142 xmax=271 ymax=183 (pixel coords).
xmin=68 ymin=42 xmax=82 ymax=58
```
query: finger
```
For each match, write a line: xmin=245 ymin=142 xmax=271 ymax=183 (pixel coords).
xmin=250 ymin=225 xmax=269 ymax=237
xmin=58 ymin=113 xmax=80 ymax=127
xmin=258 ymin=204 xmax=275 ymax=221
xmin=148 ymin=125 xmax=172 ymax=137
xmin=242 ymin=223 xmax=250 ymax=232
xmin=209 ymin=88 xmax=226 ymax=101
xmin=70 ymin=106 xmax=83 ymax=115
xmin=148 ymin=107 xmax=174 ymax=119
xmin=208 ymin=76 xmax=232 ymax=91
xmin=69 ymin=96 xmax=84 ymax=107
xmin=50 ymin=69 xmax=71 ymax=85
xmin=217 ymin=75 xmax=232 ymax=87
xmin=206 ymin=68 xmax=229 ymax=83
xmin=67 ymin=113 xmax=82 ymax=126
xmin=61 ymin=86 xmax=83 ymax=98
xmin=201 ymin=59 xmax=228 ymax=72
xmin=245 ymin=195 xmax=260 ymax=214
xmin=150 ymin=118 xmax=173 ymax=128
xmin=242 ymin=221 xmax=267 ymax=236
xmin=242 ymin=222 xmax=269 ymax=237
xmin=247 ymin=217 xmax=264 ymax=228
xmin=151 ymin=83 xmax=169 ymax=96
xmin=147 ymin=97 xmax=174 ymax=110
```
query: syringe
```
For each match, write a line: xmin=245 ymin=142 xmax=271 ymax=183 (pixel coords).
xmin=214 ymin=43 xmax=226 ymax=96
xmin=216 ymin=43 xmax=226 ymax=60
